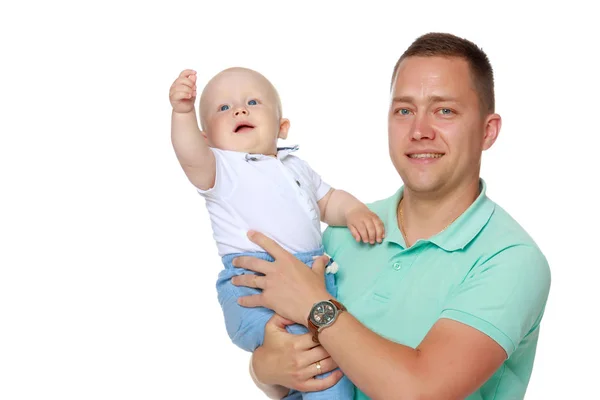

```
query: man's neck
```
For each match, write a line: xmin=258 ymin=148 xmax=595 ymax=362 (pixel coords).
xmin=398 ymin=178 xmax=481 ymax=246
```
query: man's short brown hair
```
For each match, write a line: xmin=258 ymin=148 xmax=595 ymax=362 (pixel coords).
xmin=392 ymin=33 xmax=495 ymax=114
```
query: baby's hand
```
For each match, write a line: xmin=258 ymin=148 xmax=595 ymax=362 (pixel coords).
xmin=346 ymin=206 xmax=385 ymax=244
xmin=169 ymin=69 xmax=197 ymax=114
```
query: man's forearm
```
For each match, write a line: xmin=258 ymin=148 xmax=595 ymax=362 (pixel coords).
xmin=318 ymin=312 xmax=424 ymax=399
xmin=171 ymin=109 xmax=211 ymax=167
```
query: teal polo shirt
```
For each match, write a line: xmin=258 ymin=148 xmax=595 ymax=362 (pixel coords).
xmin=323 ymin=180 xmax=551 ymax=400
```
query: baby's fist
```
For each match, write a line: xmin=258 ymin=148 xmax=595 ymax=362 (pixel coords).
xmin=169 ymin=69 xmax=197 ymax=113
xmin=346 ymin=206 xmax=385 ymax=244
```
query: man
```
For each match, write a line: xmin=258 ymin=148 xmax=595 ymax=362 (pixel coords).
xmin=232 ymin=32 xmax=551 ymax=399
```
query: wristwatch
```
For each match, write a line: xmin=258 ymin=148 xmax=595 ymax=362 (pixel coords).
xmin=307 ymin=299 xmax=346 ymax=344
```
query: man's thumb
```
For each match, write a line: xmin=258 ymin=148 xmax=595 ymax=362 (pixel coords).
xmin=311 ymin=255 xmax=329 ymax=277
xmin=267 ymin=313 xmax=296 ymax=331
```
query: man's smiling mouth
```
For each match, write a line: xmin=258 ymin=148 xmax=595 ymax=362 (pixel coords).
xmin=407 ymin=153 xmax=444 ymax=159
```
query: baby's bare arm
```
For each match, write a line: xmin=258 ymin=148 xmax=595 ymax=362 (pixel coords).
xmin=318 ymin=189 xmax=354 ymax=226
xmin=319 ymin=189 xmax=385 ymax=244
xmin=170 ymin=69 xmax=215 ymax=190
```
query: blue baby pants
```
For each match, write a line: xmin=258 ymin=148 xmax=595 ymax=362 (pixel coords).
xmin=216 ymin=247 xmax=353 ymax=400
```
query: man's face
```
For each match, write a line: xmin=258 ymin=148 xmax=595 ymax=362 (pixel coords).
xmin=388 ymin=56 xmax=500 ymax=196
xmin=200 ymin=68 xmax=288 ymax=155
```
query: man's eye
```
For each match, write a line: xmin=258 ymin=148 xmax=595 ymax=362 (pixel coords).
xmin=397 ymin=108 xmax=411 ymax=115
xmin=219 ymin=105 xmax=230 ymax=111
xmin=247 ymin=99 xmax=257 ymax=106
xmin=439 ymin=108 xmax=453 ymax=115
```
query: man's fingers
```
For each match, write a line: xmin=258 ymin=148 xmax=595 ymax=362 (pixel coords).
xmin=301 ymin=356 xmax=338 ymax=380
xmin=232 ymin=255 xmax=270 ymax=274
xmin=237 ymin=293 xmax=263 ymax=308
xmin=178 ymin=69 xmax=196 ymax=78
xmin=266 ymin=313 xmax=296 ymax=331
xmin=302 ymin=345 xmax=332 ymax=367
xmin=311 ymin=255 xmax=329 ymax=278
xmin=247 ymin=231 xmax=288 ymax=260
xmin=299 ymin=369 xmax=343 ymax=392
xmin=295 ymin=332 xmax=322 ymax=351
xmin=231 ymin=273 xmax=265 ymax=289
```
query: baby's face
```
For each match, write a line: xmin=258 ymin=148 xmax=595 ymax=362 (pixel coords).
xmin=200 ymin=68 xmax=288 ymax=155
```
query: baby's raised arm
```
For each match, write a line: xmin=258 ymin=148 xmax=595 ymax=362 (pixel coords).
xmin=170 ymin=69 xmax=216 ymax=190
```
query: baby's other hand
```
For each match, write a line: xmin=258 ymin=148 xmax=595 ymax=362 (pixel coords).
xmin=169 ymin=69 xmax=197 ymax=113
xmin=346 ymin=206 xmax=385 ymax=244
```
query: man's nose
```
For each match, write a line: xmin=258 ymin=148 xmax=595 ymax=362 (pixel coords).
xmin=411 ymin=115 xmax=435 ymax=140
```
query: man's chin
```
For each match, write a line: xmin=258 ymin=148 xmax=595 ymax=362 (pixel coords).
xmin=403 ymin=176 xmax=446 ymax=195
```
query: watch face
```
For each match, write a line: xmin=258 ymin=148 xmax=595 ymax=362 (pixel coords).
xmin=310 ymin=301 xmax=336 ymax=327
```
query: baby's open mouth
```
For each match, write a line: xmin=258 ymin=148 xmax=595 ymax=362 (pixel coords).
xmin=234 ymin=123 xmax=255 ymax=133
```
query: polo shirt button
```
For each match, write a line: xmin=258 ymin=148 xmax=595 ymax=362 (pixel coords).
xmin=393 ymin=262 xmax=402 ymax=271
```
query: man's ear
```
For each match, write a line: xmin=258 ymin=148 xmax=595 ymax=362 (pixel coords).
xmin=278 ymin=119 xmax=290 ymax=140
xmin=482 ymin=113 xmax=501 ymax=151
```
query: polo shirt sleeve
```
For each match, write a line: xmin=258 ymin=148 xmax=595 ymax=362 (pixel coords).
xmin=298 ymin=159 xmax=331 ymax=201
xmin=439 ymin=245 xmax=551 ymax=358
xmin=195 ymin=148 xmax=235 ymax=198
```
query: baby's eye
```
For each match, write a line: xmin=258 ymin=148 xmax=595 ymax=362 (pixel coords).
xmin=219 ymin=105 xmax=230 ymax=111
xmin=247 ymin=99 xmax=258 ymax=106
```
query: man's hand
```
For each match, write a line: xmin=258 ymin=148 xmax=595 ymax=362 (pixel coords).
xmin=346 ymin=206 xmax=385 ymax=244
xmin=169 ymin=69 xmax=197 ymax=114
xmin=231 ymin=231 xmax=331 ymax=325
xmin=252 ymin=314 xmax=342 ymax=393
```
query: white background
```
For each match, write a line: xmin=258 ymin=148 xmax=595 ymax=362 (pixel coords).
xmin=1 ymin=1 xmax=598 ymax=399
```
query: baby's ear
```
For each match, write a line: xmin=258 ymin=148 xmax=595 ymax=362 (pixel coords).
xmin=278 ymin=118 xmax=290 ymax=139
xmin=201 ymin=131 xmax=208 ymax=141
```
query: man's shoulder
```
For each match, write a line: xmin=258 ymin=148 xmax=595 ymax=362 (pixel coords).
xmin=324 ymin=192 xmax=398 ymax=255
xmin=323 ymin=225 xmax=354 ymax=257
xmin=484 ymin=201 xmax=545 ymax=252
xmin=475 ymin=200 xmax=550 ymax=284
xmin=366 ymin=195 xmax=396 ymax=217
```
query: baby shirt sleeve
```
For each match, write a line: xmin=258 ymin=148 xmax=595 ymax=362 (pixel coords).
xmin=195 ymin=148 xmax=235 ymax=199
xmin=298 ymin=158 xmax=331 ymax=201
xmin=439 ymin=245 xmax=551 ymax=358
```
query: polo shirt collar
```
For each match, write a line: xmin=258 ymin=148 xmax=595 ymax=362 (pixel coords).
xmin=382 ymin=188 xmax=406 ymax=247
xmin=244 ymin=145 xmax=299 ymax=161
xmin=276 ymin=145 xmax=299 ymax=159
xmin=383 ymin=179 xmax=495 ymax=251
xmin=430 ymin=180 xmax=495 ymax=251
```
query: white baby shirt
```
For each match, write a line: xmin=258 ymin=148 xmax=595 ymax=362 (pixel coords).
xmin=197 ymin=146 xmax=331 ymax=257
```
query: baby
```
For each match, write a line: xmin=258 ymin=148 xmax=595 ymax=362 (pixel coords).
xmin=169 ymin=67 xmax=384 ymax=399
